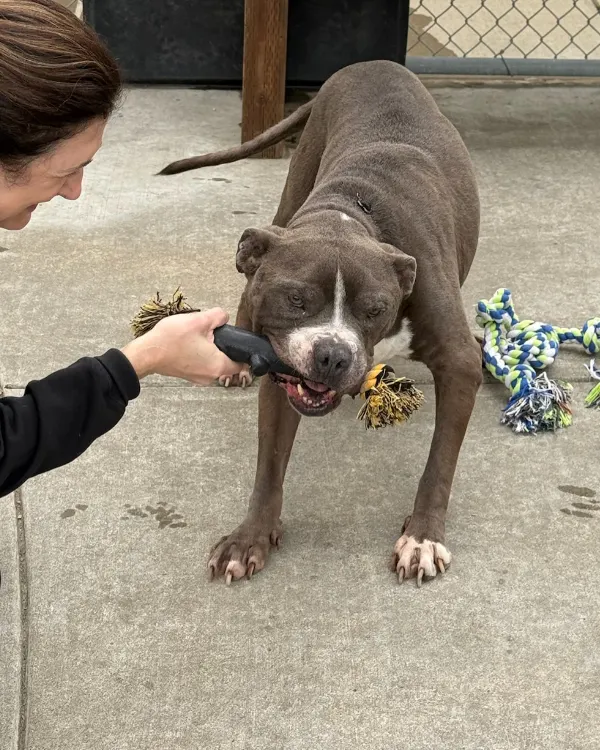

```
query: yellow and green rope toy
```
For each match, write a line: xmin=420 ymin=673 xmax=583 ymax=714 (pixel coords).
xmin=357 ymin=364 xmax=425 ymax=429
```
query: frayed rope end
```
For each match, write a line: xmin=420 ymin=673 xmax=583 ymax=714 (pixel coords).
xmin=501 ymin=372 xmax=573 ymax=434
xmin=131 ymin=287 xmax=199 ymax=338
xmin=357 ymin=364 xmax=425 ymax=430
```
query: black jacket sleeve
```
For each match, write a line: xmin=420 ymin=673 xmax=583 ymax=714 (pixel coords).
xmin=0 ymin=349 xmax=140 ymax=498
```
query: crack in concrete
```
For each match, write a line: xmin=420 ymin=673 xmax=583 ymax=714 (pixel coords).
xmin=14 ymin=488 xmax=29 ymax=750
xmin=2 ymin=379 xmax=30 ymax=747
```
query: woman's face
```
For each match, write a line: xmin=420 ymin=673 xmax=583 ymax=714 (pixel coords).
xmin=0 ymin=118 xmax=106 ymax=230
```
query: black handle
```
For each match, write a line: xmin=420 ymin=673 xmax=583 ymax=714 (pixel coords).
xmin=212 ymin=324 xmax=298 ymax=377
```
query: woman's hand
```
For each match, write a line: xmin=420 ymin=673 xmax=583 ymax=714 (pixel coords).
xmin=121 ymin=308 xmax=244 ymax=385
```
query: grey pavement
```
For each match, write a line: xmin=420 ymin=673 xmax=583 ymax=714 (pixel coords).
xmin=1 ymin=83 xmax=600 ymax=750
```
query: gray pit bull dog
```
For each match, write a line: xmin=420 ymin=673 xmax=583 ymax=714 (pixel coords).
xmin=160 ymin=60 xmax=482 ymax=587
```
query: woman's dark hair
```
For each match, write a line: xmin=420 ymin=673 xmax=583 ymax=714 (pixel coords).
xmin=0 ymin=0 xmax=122 ymax=174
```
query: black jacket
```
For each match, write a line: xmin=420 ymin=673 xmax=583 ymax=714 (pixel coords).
xmin=0 ymin=350 xmax=140 ymax=497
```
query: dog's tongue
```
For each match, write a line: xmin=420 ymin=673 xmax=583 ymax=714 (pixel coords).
xmin=304 ymin=379 xmax=330 ymax=393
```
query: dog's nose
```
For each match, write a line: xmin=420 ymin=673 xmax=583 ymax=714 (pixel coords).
xmin=313 ymin=339 xmax=352 ymax=383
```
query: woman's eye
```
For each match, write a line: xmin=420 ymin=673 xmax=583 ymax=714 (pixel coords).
xmin=289 ymin=293 xmax=304 ymax=308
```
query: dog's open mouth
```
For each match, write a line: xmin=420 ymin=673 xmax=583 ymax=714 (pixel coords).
xmin=269 ymin=372 xmax=342 ymax=416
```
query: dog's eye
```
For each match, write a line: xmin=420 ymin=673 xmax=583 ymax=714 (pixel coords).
xmin=367 ymin=306 xmax=384 ymax=318
xmin=289 ymin=293 xmax=304 ymax=308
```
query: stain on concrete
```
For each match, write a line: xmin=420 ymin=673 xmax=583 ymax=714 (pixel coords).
xmin=559 ymin=486 xmax=598 ymax=518
xmin=60 ymin=504 xmax=88 ymax=519
xmin=558 ymin=485 xmax=596 ymax=498
xmin=122 ymin=507 xmax=149 ymax=519
xmin=560 ymin=508 xmax=595 ymax=518
xmin=122 ymin=502 xmax=187 ymax=529
xmin=192 ymin=176 xmax=233 ymax=184
xmin=232 ymin=210 xmax=257 ymax=215
xmin=571 ymin=502 xmax=600 ymax=511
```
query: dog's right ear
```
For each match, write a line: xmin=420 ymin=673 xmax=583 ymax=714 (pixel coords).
xmin=236 ymin=228 xmax=272 ymax=275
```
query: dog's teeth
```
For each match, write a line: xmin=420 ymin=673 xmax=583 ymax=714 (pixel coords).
xmin=297 ymin=383 xmax=305 ymax=396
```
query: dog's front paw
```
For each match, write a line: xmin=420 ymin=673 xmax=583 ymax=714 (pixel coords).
xmin=218 ymin=365 xmax=253 ymax=389
xmin=207 ymin=520 xmax=283 ymax=585
xmin=392 ymin=517 xmax=451 ymax=587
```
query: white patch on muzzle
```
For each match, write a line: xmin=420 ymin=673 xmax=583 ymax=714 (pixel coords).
xmin=284 ymin=268 xmax=363 ymax=379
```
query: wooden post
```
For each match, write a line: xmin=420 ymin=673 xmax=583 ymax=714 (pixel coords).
xmin=241 ymin=0 xmax=289 ymax=158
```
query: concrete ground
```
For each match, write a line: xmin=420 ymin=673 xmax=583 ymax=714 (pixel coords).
xmin=1 ymin=82 xmax=600 ymax=750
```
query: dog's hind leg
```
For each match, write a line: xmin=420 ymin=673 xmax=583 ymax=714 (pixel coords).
xmin=208 ymin=374 xmax=301 ymax=583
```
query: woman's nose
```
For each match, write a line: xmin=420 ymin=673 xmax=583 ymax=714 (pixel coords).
xmin=59 ymin=170 xmax=84 ymax=201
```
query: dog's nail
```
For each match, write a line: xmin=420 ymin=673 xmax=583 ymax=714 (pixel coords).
xmin=417 ymin=568 xmax=424 ymax=588
xmin=224 ymin=378 xmax=230 ymax=388
xmin=397 ymin=566 xmax=405 ymax=584
xmin=247 ymin=563 xmax=255 ymax=579
xmin=225 ymin=572 xmax=233 ymax=586
xmin=437 ymin=559 xmax=445 ymax=574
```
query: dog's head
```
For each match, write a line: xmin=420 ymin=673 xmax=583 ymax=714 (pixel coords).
xmin=236 ymin=220 xmax=416 ymax=416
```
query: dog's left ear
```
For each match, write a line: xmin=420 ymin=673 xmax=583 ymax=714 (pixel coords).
xmin=379 ymin=243 xmax=417 ymax=297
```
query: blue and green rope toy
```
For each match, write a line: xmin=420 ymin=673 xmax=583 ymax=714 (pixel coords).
xmin=476 ymin=288 xmax=600 ymax=434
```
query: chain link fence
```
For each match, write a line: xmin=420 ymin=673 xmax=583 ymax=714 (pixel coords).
xmin=406 ymin=0 xmax=600 ymax=76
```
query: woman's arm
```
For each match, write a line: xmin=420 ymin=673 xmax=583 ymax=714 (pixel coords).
xmin=0 ymin=349 xmax=139 ymax=497
xmin=0 ymin=307 xmax=242 ymax=497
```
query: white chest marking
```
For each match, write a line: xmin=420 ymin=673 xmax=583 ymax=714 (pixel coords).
xmin=340 ymin=212 xmax=351 ymax=222
xmin=373 ymin=320 xmax=413 ymax=361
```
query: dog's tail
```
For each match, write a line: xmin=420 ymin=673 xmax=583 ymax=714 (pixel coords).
xmin=157 ymin=99 xmax=314 ymax=176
